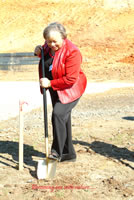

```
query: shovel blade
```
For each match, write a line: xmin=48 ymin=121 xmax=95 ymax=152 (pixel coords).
xmin=37 ymin=159 xmax=57 ymax=179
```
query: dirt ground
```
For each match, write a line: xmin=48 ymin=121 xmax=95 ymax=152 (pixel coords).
xmin=1 ymin=0 xmax=134 ymax=200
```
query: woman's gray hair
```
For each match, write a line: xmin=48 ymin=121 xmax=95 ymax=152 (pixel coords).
xmin=43 ymin=22 xmax=67 ymax=39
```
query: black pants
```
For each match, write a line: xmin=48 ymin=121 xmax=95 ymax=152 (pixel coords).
xmin=49 ymin=88 xmax=79 ymax=161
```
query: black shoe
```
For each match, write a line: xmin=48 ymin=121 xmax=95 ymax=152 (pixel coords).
xmin=61 ymin=158 xmax=76 ymax=163
xmin=60 ymin=154 xmax=76 ymax=162
xmin=48 ymin=153 xmax=61 ymax=162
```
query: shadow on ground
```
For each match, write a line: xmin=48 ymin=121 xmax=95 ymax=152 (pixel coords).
xmin=122 ymin=116 xmax=134 ymax=121
xmin=0 ymin=141 xmax=45 ymax=178
xmin=1 ymin=140 xmax=134 ymax=175
xmin=74 ymin=140 xmax=134 ymax=170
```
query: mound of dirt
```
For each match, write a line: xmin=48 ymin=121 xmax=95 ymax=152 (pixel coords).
xmin=0 ymin=0 xmax=134 ymax=81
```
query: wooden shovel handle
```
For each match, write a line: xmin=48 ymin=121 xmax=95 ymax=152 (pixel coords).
xmin=19 ymin=106 xmax=24 ymax=171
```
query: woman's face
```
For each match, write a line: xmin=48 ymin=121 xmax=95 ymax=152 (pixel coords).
xmin=46 ymin=31 xmax=64 ymax=52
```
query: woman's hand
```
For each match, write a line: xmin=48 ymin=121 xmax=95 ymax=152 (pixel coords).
xmin=34 ymin=45 xmax=42 ymax=56
xmin=40 ymin=78 xmax=51 ymax=88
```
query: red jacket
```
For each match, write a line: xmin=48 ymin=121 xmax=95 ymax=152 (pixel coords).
xmin=39 ymin=39 xmax=87 ymax=104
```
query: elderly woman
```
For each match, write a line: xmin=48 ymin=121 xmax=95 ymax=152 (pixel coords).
xmin=34 ymin=22 xmax=87 ymax=162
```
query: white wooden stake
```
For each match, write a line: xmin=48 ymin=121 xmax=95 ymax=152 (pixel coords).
xmin=19 ymin=100 xmax=24 ymax=171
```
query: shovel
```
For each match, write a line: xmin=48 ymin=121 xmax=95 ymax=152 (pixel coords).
xmin=37 ymin=48 xmax=57 ymax=179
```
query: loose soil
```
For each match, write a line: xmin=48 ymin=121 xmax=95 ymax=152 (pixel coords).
xmin=0 ymin=1 xmax=134 ymax=199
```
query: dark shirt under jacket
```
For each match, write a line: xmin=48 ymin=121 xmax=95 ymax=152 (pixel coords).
xmin=43 ymin=51 xmax=59 ymax=107
xmin=44 ymin=51 xmax=53 ymax=80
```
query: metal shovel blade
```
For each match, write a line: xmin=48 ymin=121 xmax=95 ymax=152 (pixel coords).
xmin=37 ymin=159 xmax=57 ymax=179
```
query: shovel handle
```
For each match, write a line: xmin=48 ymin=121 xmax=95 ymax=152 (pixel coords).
xmin=41 ymin=48 xmax=48 ymax=140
